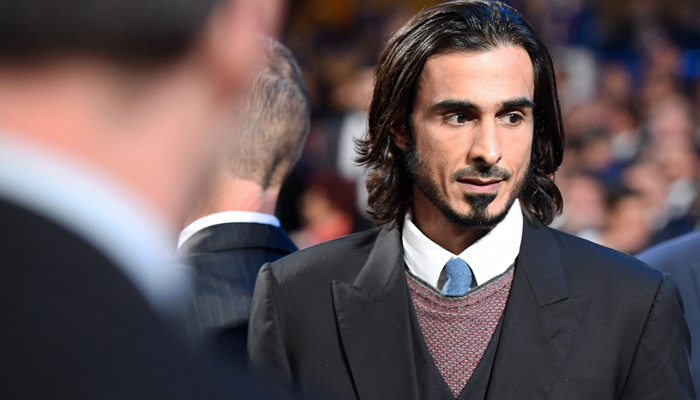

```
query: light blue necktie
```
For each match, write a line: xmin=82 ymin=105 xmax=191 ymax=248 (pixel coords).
xmin=442 ymin=257 xmax=473 ymax=297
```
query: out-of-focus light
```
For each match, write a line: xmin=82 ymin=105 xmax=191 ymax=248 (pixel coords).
xmin=680 ymin=49 xmax=700 ymax=78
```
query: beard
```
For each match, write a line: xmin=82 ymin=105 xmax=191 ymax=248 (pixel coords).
xmin=404 ymin=143 xmax=530 ymax=230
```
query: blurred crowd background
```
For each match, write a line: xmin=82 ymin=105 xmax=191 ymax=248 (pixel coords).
xmin=276 ymin=0 xmax=700 ymax=255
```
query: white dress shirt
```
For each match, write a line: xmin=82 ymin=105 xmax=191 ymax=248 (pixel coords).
xmin=0 ymin=131 xmax=191 ymax=314
xmin=402 ymin=200 xmax=523 ymax=290
xmin=178 ymin=211 xmax=280 ymax=248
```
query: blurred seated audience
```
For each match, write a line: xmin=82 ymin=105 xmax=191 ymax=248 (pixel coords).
xmin=552 ymin=173 xmax=606 ymax=241
xmin=291 ymin=171 xmax=358 ymax=249
xmin=599 ymin=187 xmax=653 ymax=254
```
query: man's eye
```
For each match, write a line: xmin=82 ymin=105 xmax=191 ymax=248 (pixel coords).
xmin=503 ymin=113 xmax=523 ymax=124
xmin=446 ymin=113 xmax=468 ymax=124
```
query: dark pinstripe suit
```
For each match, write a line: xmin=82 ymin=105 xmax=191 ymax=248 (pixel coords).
xmin=1 ymin=199 xmax=296 ymax=399
xmin=179 ymin=222 xmax=297 ymax=361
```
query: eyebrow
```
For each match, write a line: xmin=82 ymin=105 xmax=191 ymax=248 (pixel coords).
xmin=428 ymin=99 xmax=478 ymax=114
xmin=428 ymin=97 xmax=536 ymax=113
xmin=500 ymin=97 xmax=536 ymax=110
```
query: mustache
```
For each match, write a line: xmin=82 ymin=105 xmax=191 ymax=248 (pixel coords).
xmin=452 ymin=165 xmax=512 ymax=181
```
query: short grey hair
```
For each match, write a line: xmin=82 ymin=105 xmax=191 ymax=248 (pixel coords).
xmin=228 ymin=37 xmax=310 ymax=189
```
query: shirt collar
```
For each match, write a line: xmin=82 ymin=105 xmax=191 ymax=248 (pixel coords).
xmin=402 ymin=200 xmax=523 ymax=290
xmin=0 ymin=131 xmax=191 ymax=315
xmin=178 ymin=211 xmax=280 ymax=248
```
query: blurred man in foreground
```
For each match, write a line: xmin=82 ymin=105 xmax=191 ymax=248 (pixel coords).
xmin=0 ymin=0 xmax=284 ymax=397
xmin=179 ymin=37 xmax=309 ymax=361
xmin=248 ymin=1 xmax=694 ymax=398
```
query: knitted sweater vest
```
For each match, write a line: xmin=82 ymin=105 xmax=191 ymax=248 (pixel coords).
xmin=406 ymin=267 xmax=514 ymax=397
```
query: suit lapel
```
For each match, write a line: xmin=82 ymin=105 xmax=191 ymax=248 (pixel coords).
xmin=487 ymin=220 xmax=592 ymax=399
xmin=332 ymin=227 xmax=421 ymax=400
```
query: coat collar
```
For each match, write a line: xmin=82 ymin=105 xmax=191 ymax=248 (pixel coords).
xmin=350 ymin=217 xmax=571 ymax=306
xmin=352 ymin=226 xmax=405 ymax=300
xmin=516 ymin=218 xmax=569 ymax=306
xmin=178 ymin=222 xmax=297 ymax=256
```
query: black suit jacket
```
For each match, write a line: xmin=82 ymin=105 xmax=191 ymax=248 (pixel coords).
xmin=179 ymin=222 xmax=297 ymax=360
xmin=638 ymin=230 xmax=700 ymax=392
xmin=249 ymin=218 xmax=695 ymax=399
xmin=0 ymin=199 xmax=290 ymax=399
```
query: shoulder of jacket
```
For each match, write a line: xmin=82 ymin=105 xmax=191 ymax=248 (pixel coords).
xmin=541 ymin=225 xmax=664 ymax=286
xmin=266 ymin=227 xmax=383 ymax=279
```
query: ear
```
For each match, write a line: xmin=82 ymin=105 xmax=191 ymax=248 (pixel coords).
xmin=390 ymin=123 xmax=408 ymax=152
xmin=199 ymin=0 xmax=283 ymax=94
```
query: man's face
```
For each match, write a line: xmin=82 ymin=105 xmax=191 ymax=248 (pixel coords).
xmin=396 ymin=46 xmax=535 ymax=230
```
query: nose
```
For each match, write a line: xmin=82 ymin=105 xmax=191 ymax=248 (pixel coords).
xmin=468 ymin=120 xmax=502 ymax=166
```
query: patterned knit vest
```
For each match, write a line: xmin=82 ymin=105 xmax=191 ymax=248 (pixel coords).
xmin=406 ymin=266 xmax=514 ymax=397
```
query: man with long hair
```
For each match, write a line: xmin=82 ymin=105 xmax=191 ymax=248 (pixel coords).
xmin=249 ymin=1 xmax=693 ymax=398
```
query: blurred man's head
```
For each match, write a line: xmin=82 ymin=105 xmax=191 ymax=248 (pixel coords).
xmin=228 ymin=37 xmax=310 ymax=191
xmin=0 ymin=0 xmax=282 ymax=225
xmin=186 ymin=37 xmax=310 ymax=221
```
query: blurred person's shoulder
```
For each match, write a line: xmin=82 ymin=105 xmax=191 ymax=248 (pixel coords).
xmin=637 ymin=229 xmax=700 ymax=274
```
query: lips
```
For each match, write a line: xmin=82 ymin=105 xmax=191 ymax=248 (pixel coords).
xmin=457 ymin=178 xmax=502 ymax=193
xmin=452 ymin=165 xmax=512 ymax=194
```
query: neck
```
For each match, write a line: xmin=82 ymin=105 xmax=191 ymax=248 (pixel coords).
xmin=184 ymin=177 xmax=279 ymax=227
xmin=410 ymin=189 xmax=491 ymax=255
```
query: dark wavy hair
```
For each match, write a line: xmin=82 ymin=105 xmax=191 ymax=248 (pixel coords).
xmin=356 ymin=0 xmax=564 ymax=228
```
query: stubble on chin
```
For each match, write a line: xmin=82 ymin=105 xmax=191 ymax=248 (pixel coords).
xmin=405 ymin=145 xmax=529 ymax=230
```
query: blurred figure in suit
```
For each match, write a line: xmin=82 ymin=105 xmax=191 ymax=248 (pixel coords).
xmin=0 ymin=0 xmax=287 ymax=398
xmin=637 ymin=230 xmax=700 ymax=392
xmin=178 ymin=37 xmax=310 ymax=361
